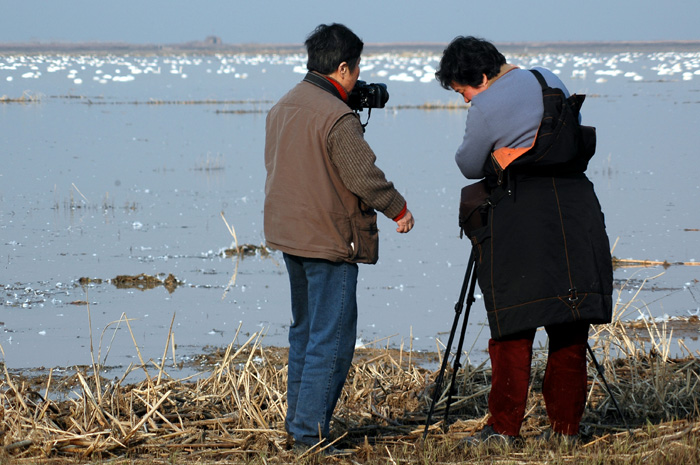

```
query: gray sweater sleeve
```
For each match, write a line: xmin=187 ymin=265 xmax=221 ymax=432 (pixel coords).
xmin=455 ymin=105 xmax=495 ymax=179
xmin=327 ymin=114 xmax=407 ymax=219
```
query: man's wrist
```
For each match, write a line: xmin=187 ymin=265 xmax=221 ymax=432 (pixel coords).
xmin=393 ymin=203 xmax=407 ymax=222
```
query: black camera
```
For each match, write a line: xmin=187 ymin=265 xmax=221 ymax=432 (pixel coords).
xmin=348 ymin=80 xmax=389 ymax=111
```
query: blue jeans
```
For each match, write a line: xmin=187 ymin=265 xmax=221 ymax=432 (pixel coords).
xmin=283 ymin=253 xmax=358 ymax=446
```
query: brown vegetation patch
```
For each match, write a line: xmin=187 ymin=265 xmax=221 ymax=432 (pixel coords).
xmin=111 ymin=273 xmax=181 ymax=293
xmin=392 ymin=101 xmax=467 ymax=110
xmin=222 ymin=244 xmax=269 ymax=258
xmin=1 ymin=320 xmax=699 ymax=463
xmin=622 ymin=315 xmax=700 ymax=340
xmin=0 ymin=91 xmax=41 ymax=103
xmin=612 ymin=256 xmax=700 ymax=269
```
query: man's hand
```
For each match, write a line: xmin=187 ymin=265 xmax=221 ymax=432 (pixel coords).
xmin=396 ymin=209 xmax=415 ymax=233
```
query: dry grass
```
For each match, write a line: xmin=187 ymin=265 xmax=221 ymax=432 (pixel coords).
xmin=612 ymin=256 xmax=700 ymax=268
xmin=1 ymin=294 xmax=699 ymax=463
xmin=81 ymin=98 xmax=270 ymax=106
xmin=392 ymin=101 xmax=466 ymax=111
xmin=0 ymin=91 xmax=42 ymax=103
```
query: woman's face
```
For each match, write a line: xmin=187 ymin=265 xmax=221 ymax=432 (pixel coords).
xmin=451 ymin=74 xmax=488 ymax=104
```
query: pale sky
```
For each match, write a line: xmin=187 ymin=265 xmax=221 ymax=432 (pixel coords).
xmin=2 ymin=0 xmax=698 ymax=45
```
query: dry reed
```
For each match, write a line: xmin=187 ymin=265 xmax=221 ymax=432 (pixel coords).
xmin=1 ymin=295 xmax=698 ymax=462
xmin=0 ymin=91 xmax=42 ymax=103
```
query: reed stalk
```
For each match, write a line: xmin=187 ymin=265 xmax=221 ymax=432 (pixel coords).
xmin=0 ymin=284 xmax=698 ymax=462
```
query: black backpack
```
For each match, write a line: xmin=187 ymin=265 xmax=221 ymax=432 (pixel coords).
xmin=506 ymin=69 xmax=597 ymax=174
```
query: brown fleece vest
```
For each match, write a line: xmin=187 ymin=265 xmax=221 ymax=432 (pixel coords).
xmin=264 ymin=80 xmax=379 ymax=263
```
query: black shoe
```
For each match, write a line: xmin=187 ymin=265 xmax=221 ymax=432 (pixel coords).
xmin=463 ymin=424 xmax=519 ymax=448
xmin=535 ymin=429 xmax=580 ymax=447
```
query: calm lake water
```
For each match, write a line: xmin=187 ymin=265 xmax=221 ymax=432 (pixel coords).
xmin=1 ymin=46 xmax=699 ymax=376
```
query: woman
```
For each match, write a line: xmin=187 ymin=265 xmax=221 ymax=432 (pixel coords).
xmin=436 ymin=36 xmax=612 ymax=444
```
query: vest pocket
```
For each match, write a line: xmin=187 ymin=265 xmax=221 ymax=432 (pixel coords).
xmin=349 ymin=209 xmax=379 ymax=264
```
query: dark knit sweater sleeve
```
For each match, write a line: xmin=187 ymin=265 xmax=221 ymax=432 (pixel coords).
xmin=327 ymin=114 xmax=407 ymax=220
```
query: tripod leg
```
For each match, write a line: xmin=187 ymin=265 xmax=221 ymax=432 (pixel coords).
xmin=443 ymin=253 xmax=478 ymax=426
xmin=422 ymin=249 xmax=476 ymax=440
xmin=422 ymin=300 xmax=462 ymax=440
xmin=586 ymin=343 xmax=631 ymax=433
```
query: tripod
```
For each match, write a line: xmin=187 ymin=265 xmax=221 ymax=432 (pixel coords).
xmin=586 ymin=342 xmax=631 ymax=433
xmin=422 ymin=248 xmax=478 ymax=440
xmin=422 ymin=249 xmax=631 ymax=440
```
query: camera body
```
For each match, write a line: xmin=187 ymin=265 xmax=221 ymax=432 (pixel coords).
xmin=348 ymin=80 xmax=389 ymax=111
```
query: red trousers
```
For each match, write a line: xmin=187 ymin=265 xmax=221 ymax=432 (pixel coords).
xmin=487 ymin=322 xmax=589 ymax=436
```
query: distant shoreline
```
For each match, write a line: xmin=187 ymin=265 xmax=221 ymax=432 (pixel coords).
xmin=2 ymin=39 xmax=700 ymax=55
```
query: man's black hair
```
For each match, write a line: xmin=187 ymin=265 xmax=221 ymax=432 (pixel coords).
xmin=305 ymin=23 xmax=363 ymax=75
xmin=435 ymin=36 xmax=506 ymax=89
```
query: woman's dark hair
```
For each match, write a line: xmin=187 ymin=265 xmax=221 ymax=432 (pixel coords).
xmin=305 ymin=23 xmax=363 ymax=75
xmin=435 ymin=36 xmax=506 ymax=89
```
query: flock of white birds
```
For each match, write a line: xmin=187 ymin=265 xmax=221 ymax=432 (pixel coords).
xmin=2 ymin=51 xmax=699 ymax=89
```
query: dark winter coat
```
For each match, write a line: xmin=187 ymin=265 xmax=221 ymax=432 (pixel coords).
xmin=469 ymin=70 xmax=613 ymax=339
xmin=471 ymin=172 xmax=613 ymax=339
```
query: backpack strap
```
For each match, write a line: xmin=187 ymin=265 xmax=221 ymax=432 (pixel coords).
xmin=529 ymin=69 xmax=548 ymax=90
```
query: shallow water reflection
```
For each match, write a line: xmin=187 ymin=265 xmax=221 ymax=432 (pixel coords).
xmin=1 ymin=48 xmax=699 ymax=375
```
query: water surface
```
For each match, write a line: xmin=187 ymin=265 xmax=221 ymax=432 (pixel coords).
xmin=2 ymin=47 xmax=699 ymax=375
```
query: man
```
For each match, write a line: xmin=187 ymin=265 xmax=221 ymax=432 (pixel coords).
xmin=264 ymin=23 xmax=415 ymax=452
